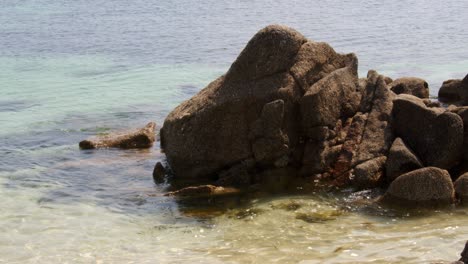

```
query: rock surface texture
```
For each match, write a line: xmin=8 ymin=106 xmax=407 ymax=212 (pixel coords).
xmin=392 ymin=94 xmax=464 ymax=169
xmin=381 ymin=167 xmax=455 ymax=206
xmin=455 ymin=173 xmax=468 ymax=205
xmin=160 ymin=25 xmax=467 ymax=206
xmin=80 ymin=122 xmax=156 ymax=149
xmin=385 ymin=137 xmax=423 ymax=182
xmin=390 ymin=77 xmax=429 ymax=99
xmin=438 ymin=74 xmax=468 ymax=105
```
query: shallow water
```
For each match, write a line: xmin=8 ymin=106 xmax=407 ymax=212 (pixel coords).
xmin=1 ymin=0 xmax=468 ymax=263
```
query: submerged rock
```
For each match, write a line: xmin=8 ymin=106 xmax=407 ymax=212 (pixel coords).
xmin=460 ymin=241 xmax=468 ymax=263
xmin=165 ymin=185 xmax=240 ymax=198
xmin=438 ymin=74 xmax=468 ymax=105
xmin=454 ymin=173 xmax=468 ymax=205
xmin=79 ymin=122 xmax=156 ymax=149
xmin=381 ymin=167 xmax=455 ymax=207
xmin=390 ymin=77 xmax=429 ymax=99
xmin=153 ymin=162 xmax=166 ymax=184
xmin=295 ymin=209 xmax=343 ymax=223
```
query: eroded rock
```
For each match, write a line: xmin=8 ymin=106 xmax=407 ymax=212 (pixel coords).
xmin=79 ymin=122 xmax=156 ymax=149
xmin=381 ymin=167 xmax=455 ymax=206
xmin=352 ymin=156 xmax=387 ymax=189
xmin=390 ymin=77 xmax=429 ymax=98
xmin=153 ymin=162 xmax=166 ymax=184
xmin=454 ymin=173 xmax=468 ymax=205
xmin=386 ymin=137 xmax=423 ymax=182
xmin=300 ymin=66 xmax=360 ymax=131
xmin=251 ymin=99 xmax=290 ymax=166
xmin=352 ymin=71 xmax=395 ymax=165
xmin=460 ymin=241 xmax=468 ymax=263
xmin=393 ymin=94 xmax=464 ymax=169
xmin=438 ymin=74 xmax=468 ymax=105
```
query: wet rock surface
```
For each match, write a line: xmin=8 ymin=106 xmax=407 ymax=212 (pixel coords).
xmin=79 ymin=122 xmax=156 ymax=149
xmin=153 ymin=162 xmax=166 ymax=184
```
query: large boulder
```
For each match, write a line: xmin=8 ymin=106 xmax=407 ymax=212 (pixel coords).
xmin=390 ymin=77 xmax=429 ymax=99
xmin=392 ymin=94 xmax=464 ymax=170
xmin=381 ymin=167 xmax=455 ymax=206
xmin=161 ymin=25 xmax=357 ymax=179
xmin=79 ymin=122 xmax=156 ymax=149
xmin=438 ymin=74 xmax=468 ymax=105
xmin=386 ymin=137 xmax=423 ymax=182
xmin=450 ymin=107 xmax=468 ymax=161
xmin=454 ymin=173 xmax=468 ymax=205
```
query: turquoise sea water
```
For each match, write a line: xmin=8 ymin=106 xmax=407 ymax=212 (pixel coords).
xmin=1 ymin=1 xmax=468 ymax=263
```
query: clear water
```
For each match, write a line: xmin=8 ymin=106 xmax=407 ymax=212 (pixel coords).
xmin=1 ymin=0 xmax=467 ymax=263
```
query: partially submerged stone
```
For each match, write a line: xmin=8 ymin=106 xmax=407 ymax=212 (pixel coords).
xmin=165 ymin=185 xmax=241 ymax=198
xmin=460 ymin=241 xmax=468 ymax=263
xmin=454 ymin=173 xmax=468 ymax=205
xmin=153 ymin=162 xmax=166 ymax=184
xmin=79 ymin=122 xmax=156 ymax=149
xmin=390 ymin=77 xmax=429 ymax=99
xmin=295 ymin=209 xmax=343 ymax=223
xmin=381 ymin=167 xmax=455 ymax=207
